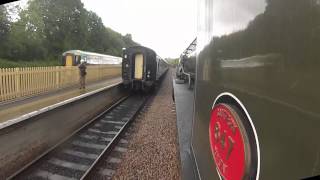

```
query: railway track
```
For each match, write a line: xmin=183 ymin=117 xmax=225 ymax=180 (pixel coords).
xmin=10 ymin=94 xmax=148 ymax=180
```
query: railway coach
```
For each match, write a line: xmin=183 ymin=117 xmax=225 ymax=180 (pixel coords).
xmin=62 ymin=50 xmax=122 ymax=66
xmin=191 ymin=0 xmax=320 ymax=179
xmin=122 ymin=46 xmax=168 ymax=91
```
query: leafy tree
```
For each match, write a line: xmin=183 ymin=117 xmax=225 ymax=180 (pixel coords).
xmin=0 ymin=5 xmax=10 ymax=40
xmin=0 ymin=0 xmax=139 ymax=64
xmin=0 ymin=5 xmax=10 ymax=57
xmin=9 ymin=0 xmax=47 ymax=60
xmin=123 ymin=34 xmax=137 ymax=47
xmin=38 ymin=0 xmax=89 ymax=57
xmin=86 ymin=11 xmax=106 ymax=53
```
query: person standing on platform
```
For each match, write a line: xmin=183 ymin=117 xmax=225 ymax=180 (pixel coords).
xmin=78 ymin=60 xmax=87 ymax=89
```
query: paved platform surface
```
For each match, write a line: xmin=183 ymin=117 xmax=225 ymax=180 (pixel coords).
xmin=0 ymin=77 xmax=122 ymax=123
xmin=173 ymin=78 xmax=199 ymax=180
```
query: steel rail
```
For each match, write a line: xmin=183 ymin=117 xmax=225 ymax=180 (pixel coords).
xmin=8 ymin=94 xmax=130 ymax=180
xmin=81 ymin=94 xmax=149 ymax=179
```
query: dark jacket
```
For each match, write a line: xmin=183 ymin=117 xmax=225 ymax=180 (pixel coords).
xmin=78 ymin=63 xmax=87 ymax=76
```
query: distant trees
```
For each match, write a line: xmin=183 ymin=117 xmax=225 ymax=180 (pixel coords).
xmin=166 ymin=58 xmax=179 ymax=65
xmin=0 ymin=5 xmax=10 ymax=58
xmin=0 ymin=0 xmax=138 ymax=63
xmin=0 ymin=6 xmax=9 ymax=41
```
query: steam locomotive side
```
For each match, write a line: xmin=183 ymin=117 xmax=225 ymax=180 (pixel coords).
xmin=192 ymin=0 xmax=320 ymax=179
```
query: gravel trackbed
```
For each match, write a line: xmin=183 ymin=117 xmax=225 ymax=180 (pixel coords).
xmin=113 ymin=71 xmax=181 ymax=179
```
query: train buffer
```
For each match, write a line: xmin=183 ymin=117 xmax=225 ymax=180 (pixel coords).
xmin=0 ymin=77 xmax=121 ymax=123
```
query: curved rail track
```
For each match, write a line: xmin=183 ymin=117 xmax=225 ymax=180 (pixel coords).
xmin=10 ymin=94 xmax=148 ymax=180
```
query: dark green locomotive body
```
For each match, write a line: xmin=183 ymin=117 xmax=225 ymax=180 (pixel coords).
xmin=192 ymin=0 xmax=320 ymax=179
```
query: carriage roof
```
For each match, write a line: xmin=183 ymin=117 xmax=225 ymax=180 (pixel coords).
xmin=62 ymin=50 xmax=121 ymax=60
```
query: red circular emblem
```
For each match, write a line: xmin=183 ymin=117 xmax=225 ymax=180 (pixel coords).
xmin=209 ymin=104 xmax=248 ymax=180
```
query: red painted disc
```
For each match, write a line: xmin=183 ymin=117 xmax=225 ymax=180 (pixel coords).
xmin=209 ymin=104 xmax=247 ymax=180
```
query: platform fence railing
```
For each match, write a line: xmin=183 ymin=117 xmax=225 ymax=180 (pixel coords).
xmin=0 ymin=65 xmax=121 ymax=102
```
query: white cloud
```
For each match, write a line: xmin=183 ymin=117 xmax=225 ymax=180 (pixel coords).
xmin=81 ymin=0 xmax=196 ymax=58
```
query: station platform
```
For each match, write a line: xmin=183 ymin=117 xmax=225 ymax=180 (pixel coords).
xmin=0 ymin=77 xmax=122 ymax=123
xmin=173 ymin=78 xmax=199 ymax=180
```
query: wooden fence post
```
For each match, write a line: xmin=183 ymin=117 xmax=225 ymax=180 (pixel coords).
xmin=55 ymin=66 xmax=59 ymax=89
xmin=14 ymin=67 xmax=21 ymax=98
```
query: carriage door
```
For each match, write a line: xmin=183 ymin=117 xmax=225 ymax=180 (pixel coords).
xmin=134 ymin=54 xmax=143 ymax=79
xmin=65 ymin=55 xmax=73 ymax=66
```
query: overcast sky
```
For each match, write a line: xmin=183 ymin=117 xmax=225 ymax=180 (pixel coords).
xmin=10 ymin=0 xmax=267 ymax=58
xmin=81 ymin=0 xmax=196 ymax=58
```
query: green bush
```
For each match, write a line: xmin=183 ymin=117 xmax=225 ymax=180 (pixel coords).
xmin=0 ymin=58 xmax=61 ymax=68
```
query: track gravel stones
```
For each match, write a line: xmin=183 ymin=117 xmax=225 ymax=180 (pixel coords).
xmin=113 ymin=71 xmax=181 ymax=179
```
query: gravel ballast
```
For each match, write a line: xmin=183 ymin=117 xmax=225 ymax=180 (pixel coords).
xmin=113 ymin=70 xmax=181 ymax=179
